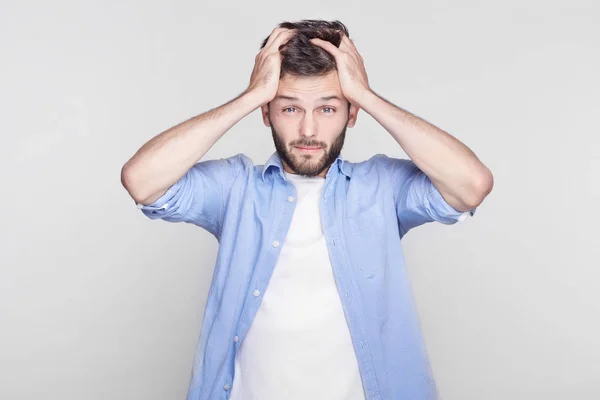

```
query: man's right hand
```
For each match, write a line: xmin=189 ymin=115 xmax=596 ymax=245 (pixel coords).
xmin=245 ymin=28 xmax=296 ymax=106
xmin=122 ymin=28 xmax=297 ymax=206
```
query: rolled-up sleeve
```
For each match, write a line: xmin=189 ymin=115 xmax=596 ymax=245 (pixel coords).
xmin=379 ymin=155 xmax=476 ymax=236
xmin=136 ymin=153 xmax=249 ymax=236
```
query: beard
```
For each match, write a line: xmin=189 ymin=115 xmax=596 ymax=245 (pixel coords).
xmin=270 ymin=119 xmax=347 ymax=178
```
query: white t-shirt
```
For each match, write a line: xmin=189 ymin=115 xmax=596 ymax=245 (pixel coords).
xmin=229 ymin=171 xmax=365 ymax=400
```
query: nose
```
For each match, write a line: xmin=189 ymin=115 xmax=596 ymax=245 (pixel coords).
xmin=299 ymin=113 xmax=317 ymax=138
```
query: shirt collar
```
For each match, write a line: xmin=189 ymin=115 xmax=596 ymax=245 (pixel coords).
xmin=261 ymin=151 xmax=352 ymax=182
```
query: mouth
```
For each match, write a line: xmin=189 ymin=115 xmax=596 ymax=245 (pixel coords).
xmin=295 ymin=146 xmax=323 ymax=152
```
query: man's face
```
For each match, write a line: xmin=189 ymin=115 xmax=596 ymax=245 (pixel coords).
xmin=261 ymin=71 xmax=358 ymax=177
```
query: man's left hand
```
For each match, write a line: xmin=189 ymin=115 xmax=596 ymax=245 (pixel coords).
xmin=310 ymin=32 xmax=371 ymax=106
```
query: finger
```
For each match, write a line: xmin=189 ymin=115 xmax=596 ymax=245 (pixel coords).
xmin=265 ymin=29 xmax=296 ymax=54
xmin=264 ymin=27 xmax=289 ymax=49
xmin=339 ymin=34 xmax=361 ymax=58
xmin=310 ymin=38 xmax=343 ymax=58
xmin=339 ymin=34 xmax=355 ymax=51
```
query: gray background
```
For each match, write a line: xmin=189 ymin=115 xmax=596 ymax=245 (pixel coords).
xmin=1 ymin=1 xmax=599 ymax=399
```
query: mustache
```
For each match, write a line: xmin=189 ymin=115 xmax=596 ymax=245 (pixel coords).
xmin=292 ymin=141 xmax=326 ymax=148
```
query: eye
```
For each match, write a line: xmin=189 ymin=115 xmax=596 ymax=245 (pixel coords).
xmin=283 ymin=107 xmax=297 ymax=113
xmin=322 ymin=107 xmax=335 ymax=114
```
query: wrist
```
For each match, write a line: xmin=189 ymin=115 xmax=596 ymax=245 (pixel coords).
xmin=354 ymin=87 xmax=378 ymax=113
xmin=242 ymin=88 xmax=271 ymax=108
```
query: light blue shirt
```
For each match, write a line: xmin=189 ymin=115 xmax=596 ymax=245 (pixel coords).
xmin=138 ymin=151 xmax=476 ymax=400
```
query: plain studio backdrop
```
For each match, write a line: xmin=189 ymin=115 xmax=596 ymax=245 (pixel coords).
xmin=1 ymin=1 xmax=598 ymax=399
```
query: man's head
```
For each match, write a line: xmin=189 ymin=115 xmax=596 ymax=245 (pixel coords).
xmin=259 ymin=20 xmax=359 ymax=178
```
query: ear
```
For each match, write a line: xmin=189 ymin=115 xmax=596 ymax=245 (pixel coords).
xmin=261 ymin=104 xmax=271 ymax=127
xmin=346 ymin=104 xmax=359 ymax=128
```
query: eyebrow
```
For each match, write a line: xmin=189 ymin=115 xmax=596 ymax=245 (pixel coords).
xmin=273 ymin=95 xmax=343 ymax=102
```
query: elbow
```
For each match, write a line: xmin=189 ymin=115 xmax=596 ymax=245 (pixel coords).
xmin=467 ymin=167 xmax=494 ymax=208
xmin=121 ymin=162 xmax=149 ymax=204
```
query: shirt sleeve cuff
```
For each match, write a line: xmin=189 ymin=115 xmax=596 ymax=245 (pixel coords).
xmin=428 ymin=185 xmax=477 ymax=224
xmin=457 ymin=208 xmax=476 ymax=223
xmin=135 ymin=179 xmax=184 ymax=216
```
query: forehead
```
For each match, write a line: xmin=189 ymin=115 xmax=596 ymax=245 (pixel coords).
xmin=275 ymin=71 xmax=343 ymax=101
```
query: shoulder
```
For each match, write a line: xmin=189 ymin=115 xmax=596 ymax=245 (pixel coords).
xmin=223 ymin=152 xmax=254 ymax=167
xmin=205 ymin=152 xmax=254 ymax=175
xmin=346 ymin=153 xmax=406 ymax=175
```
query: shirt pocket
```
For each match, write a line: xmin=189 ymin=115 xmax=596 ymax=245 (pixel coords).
xmin=345 ymin=204 xmax=386 ymax=277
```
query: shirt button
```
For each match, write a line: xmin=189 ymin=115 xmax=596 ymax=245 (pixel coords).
xmin=272 ymin=240 xmax=280 ymax=247
xmin=233 ymin=335 xmax=239 ymax=343
xmin=287 ymin=195 xmax=295 ymax=202
xmin=253 ymin=289 xmax=261 ymax=297
xmin=223 ymin=383 xmax=231 ymax=391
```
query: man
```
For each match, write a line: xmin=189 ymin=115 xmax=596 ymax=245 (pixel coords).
xmin=121 ymin=19 xmax=493 ymax=400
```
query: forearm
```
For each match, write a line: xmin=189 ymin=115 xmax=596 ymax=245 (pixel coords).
xmin=121 ymin=90 xmax=262 ymax=204
xmin=359 ymin=89 xmax=493 ymax=209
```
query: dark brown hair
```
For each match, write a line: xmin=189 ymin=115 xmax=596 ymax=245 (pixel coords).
xmin=260 ymin=19 xmax=350 ymax=78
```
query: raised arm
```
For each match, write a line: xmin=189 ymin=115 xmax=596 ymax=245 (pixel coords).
xmin=120 ymin=28 xmax=297 ymax=205
xmin=311 ymin=32 xmax=494 ymax=212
